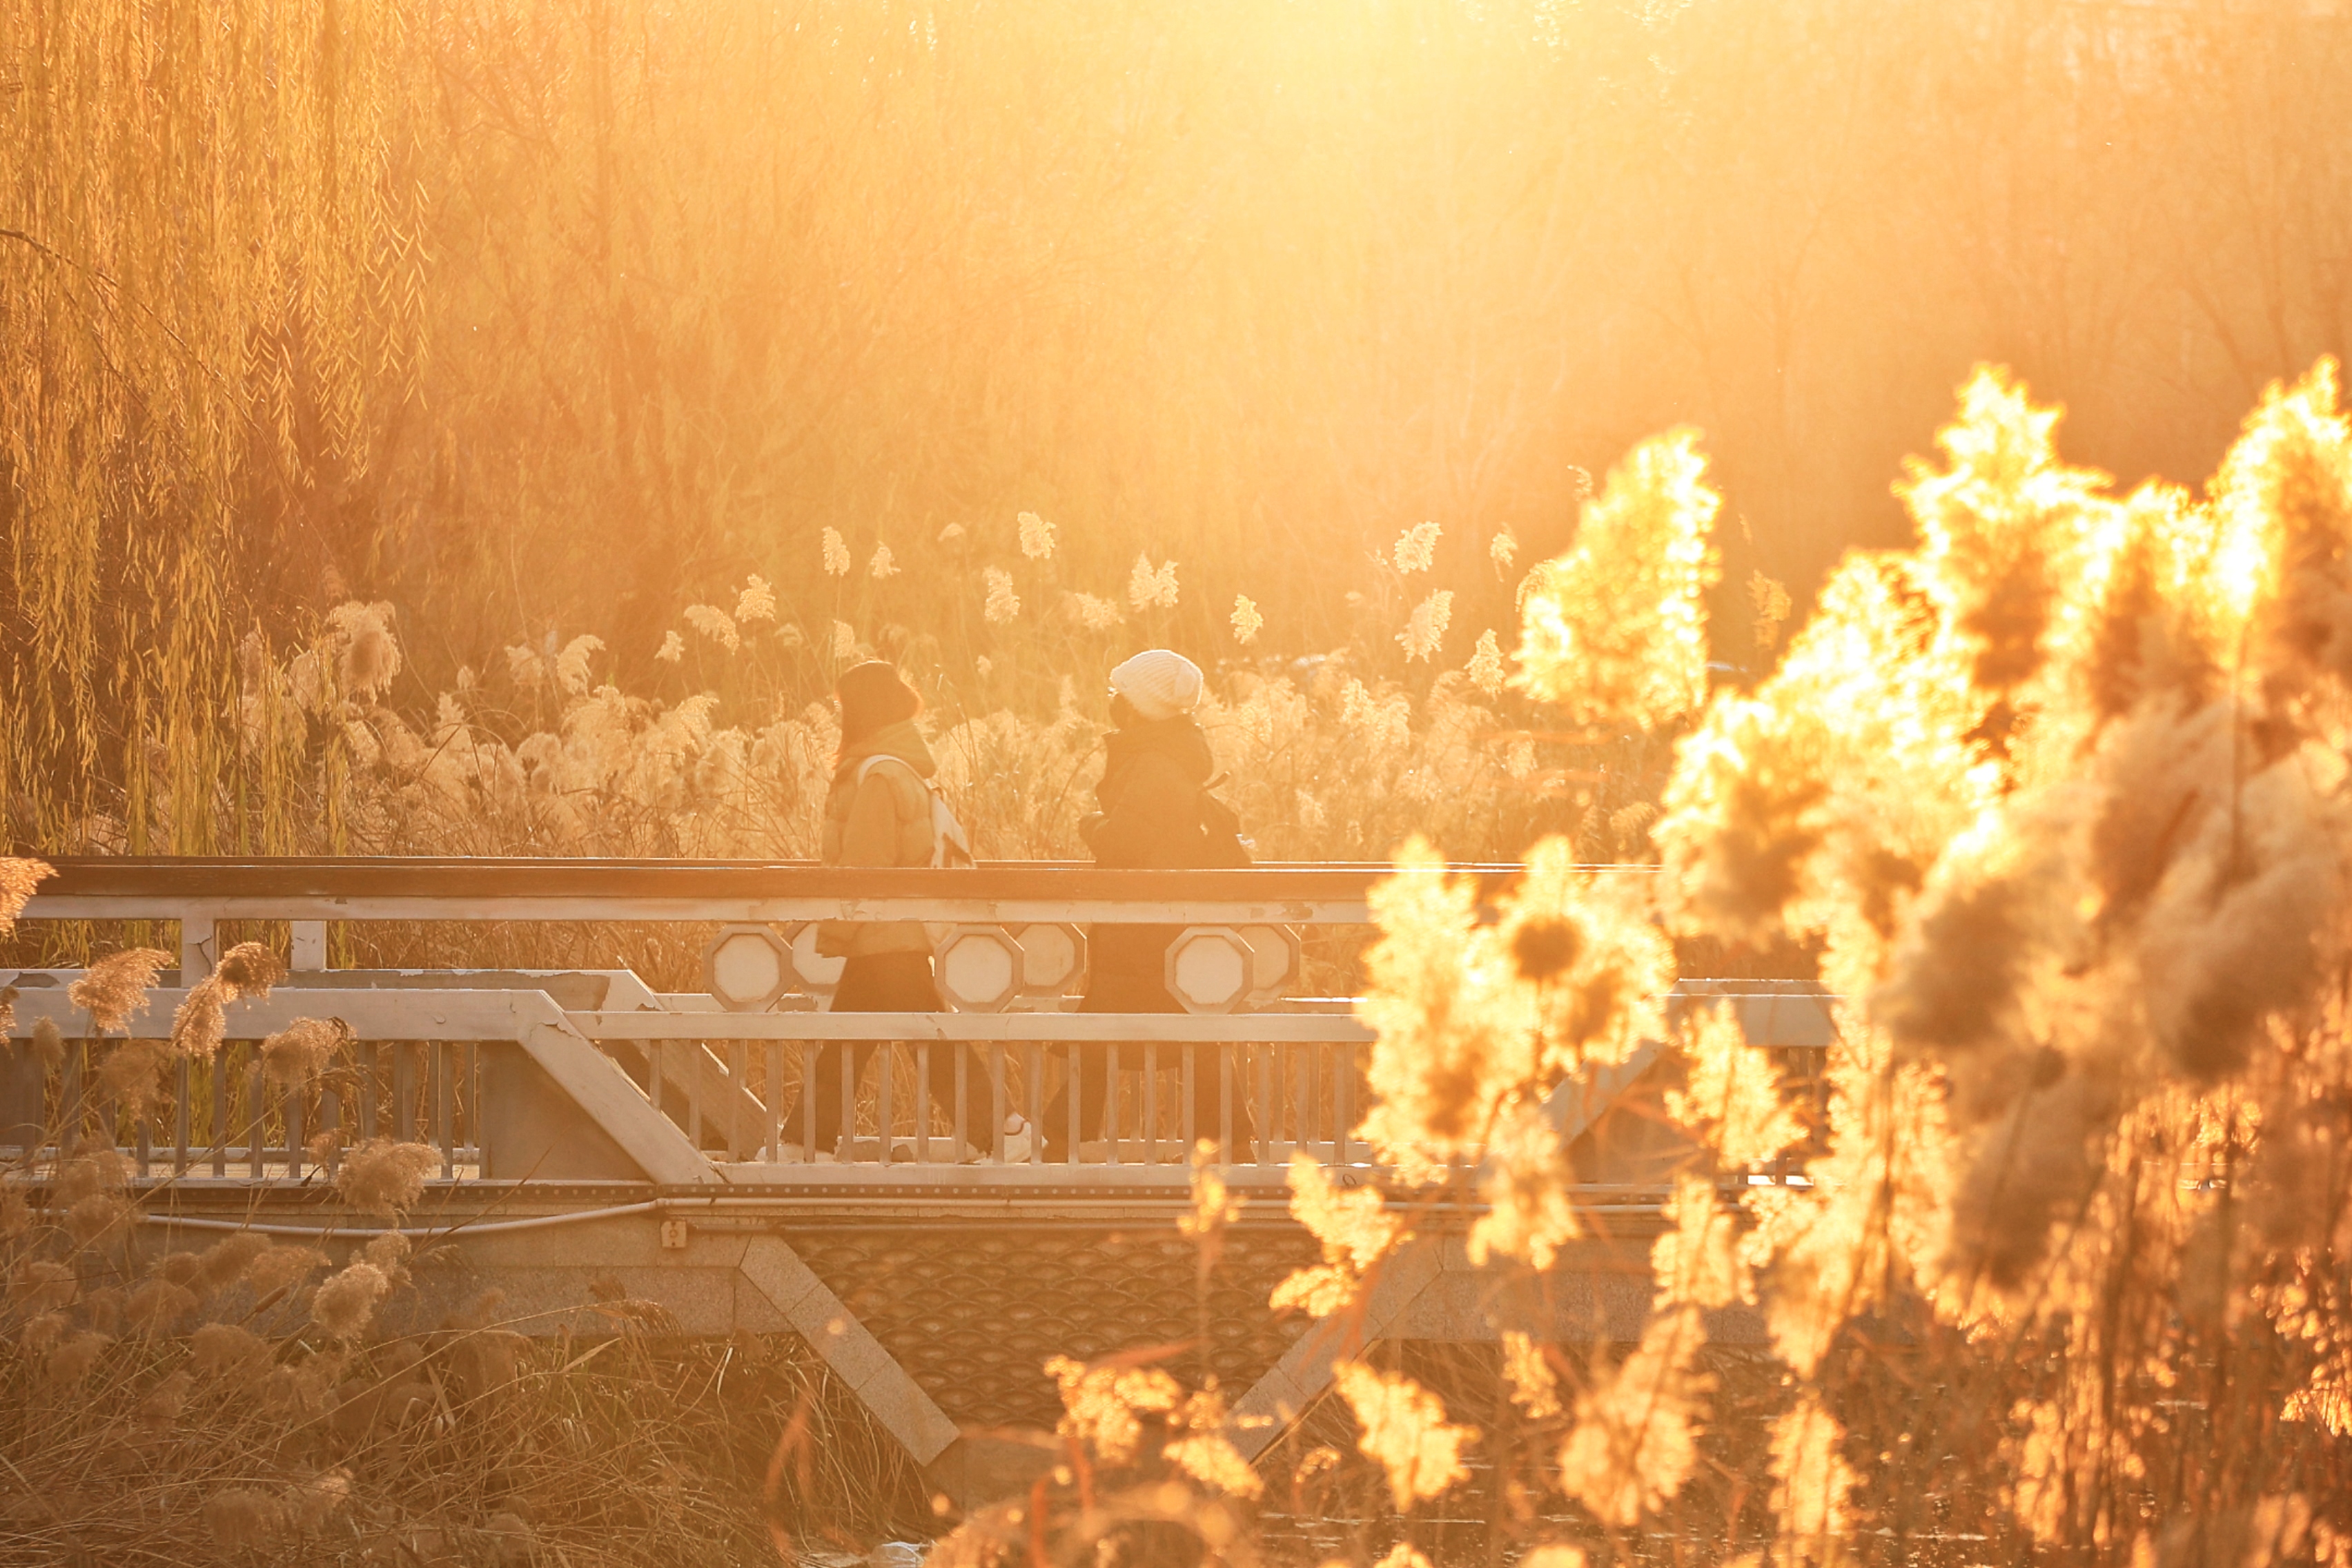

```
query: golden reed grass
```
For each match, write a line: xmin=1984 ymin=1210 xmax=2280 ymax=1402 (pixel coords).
xmin=12 ymin=366 xmax=2352 ymax=1563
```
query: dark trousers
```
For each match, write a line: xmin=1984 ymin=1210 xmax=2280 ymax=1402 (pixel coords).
xmin=1041 ymin=970 xmax=1255 ymax=1158
xmin=807 ymin=952 xmax=998 ymax=1153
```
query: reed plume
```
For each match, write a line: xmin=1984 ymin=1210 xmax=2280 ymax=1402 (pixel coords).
xmin=68 ymin=948 xmax=170 ymax=1032
xmin=333 ymin=1139 xmax=439 ymax=1217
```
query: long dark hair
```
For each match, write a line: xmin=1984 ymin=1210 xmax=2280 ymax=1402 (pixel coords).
xmin=835 ymin=661 xmax=922 ymax=761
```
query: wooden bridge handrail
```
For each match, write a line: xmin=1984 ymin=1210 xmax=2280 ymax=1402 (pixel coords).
xmin=21 ymin=855 xmax=1643 ymax=901
xmin=16 ymin=854 xmax=1659 ymax=928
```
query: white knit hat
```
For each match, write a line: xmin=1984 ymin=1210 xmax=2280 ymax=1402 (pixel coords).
xmin=1109 ymin=649 xmax=1204 ymax=722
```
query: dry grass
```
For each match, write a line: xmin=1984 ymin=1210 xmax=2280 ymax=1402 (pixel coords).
xmin=1 ymin=1165 xmax=931 ymax=1567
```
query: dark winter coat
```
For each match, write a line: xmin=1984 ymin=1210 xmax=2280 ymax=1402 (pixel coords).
xmin=1079 ymin=716 xmax=1244 ymax=1001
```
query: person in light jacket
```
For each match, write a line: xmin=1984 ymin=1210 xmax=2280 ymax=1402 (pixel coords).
xmin=1044 ymin=649 xmax=1255 ymax=1157
xmin=808 ymin=661 xmax=1027 ymax=1160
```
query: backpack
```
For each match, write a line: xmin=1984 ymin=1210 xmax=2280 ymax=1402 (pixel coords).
xmin=855 ymin=754 xmax=974 ymax=868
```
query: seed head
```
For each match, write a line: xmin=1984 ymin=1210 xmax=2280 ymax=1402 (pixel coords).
xmin=364 ymin=1230 xmax=413 ymax=1284
xmin=244 ymin=1244 xmax=329 ymax=1300
xmin=137 ymin=1369 xmax=193 ymax=1426
xmin=1397 ymin=589 xmax=1455 ymax=663
xmin=1017 ymin=511 xmax=1057 ymax=560
xmin=81 ymin=1285 xmax=124 ymax=1334
xmin=311 ymin=1260 xmax=391 ymax=1341
xmin=335 ymin=1139 xmax=440 ymax=1217
xmin=125 ymin=1277 xmax=198 ymax=1335
xmin=262 ymin=1017 xmax=346 ymax=1086
xmin=46 ymin=1329 xmax=110 ymax=1385
xmin=97 ymin=1037 xmax=171 ymax=1115
xmin=168 ymin=977 xmax=228 ymax=1063
xmin=30 ymin=1015 xmax=63 ymax=1070
xmin=193 ymin=1233 xmax=271 ymax=1295
xmin=190 ymin=1321 xmax=271 ymax=1378
xmin=214 ymin=941 xmax=286 ymax=998
xmin=1127 ymin=554 xmax=1180 ymax=611
xmin=1332 ymin=1360 xmax=1473 ymax=1509
xmin=735 ymin=576 xmax=778 ymax=624
xmin=684 ymin=604 xmax=740 ymax=652
xmin=13 ymin=1259 xmax=78 ymax=1313
xmin=57 ymin=1148 xmax=130 ymax=1202
xmin=66 ymin=1193 xmax=130 ymax=1246
xmin=0 ymin=856 xmax=52 ymax=933
xmin=328 ymin=601 xmax=404 ymax=699
xmin=19 ymin=1311 xmax=68 ymax=1356
xmin=69 ymin=948 xmax=171 ymax=1032
xmin=983 ymin=567 xmax=1020 ymax=624
xmin=1393 ymin=521 xmax=1442 ymax=575
xmin=1467 ymin=629 xmax=1506 ymax=698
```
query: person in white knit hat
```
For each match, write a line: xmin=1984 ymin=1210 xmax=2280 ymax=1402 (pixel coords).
xmin=1106 ymin=647 xmax=1204 ymax=723
xmin=1047 ymin=649 xmax=1255 ymax=1158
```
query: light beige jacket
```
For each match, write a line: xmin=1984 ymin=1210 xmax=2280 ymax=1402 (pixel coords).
xmin=816 ymin=718 xmax=939 ymax=959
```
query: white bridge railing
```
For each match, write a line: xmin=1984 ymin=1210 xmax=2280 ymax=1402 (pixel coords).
xmin=2 ymin=859 xmax=1830 ymax=1189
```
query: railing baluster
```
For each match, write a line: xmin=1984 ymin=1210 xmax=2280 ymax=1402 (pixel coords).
xmin=989 ymin=1044 xmax=1006 ymax=1162
xmin=952 ymin=1043 xmax=968 ymax=1163
xmin=466 ymin=1041 xmax=480 ymax=1170
xmin=1104 ymin=1041 xmax=1120 ymax=1167
xmin=1294 ymin=1046 xmax=1311 ymax=1159
xmin=1219 ymin=1047 xmax=1233 ymax=1164
xmin=729 ymin=1041 xmax=747 ymax=1163
xmin=1143 ymin=1043 xmax=1157 ymax=1165
xmin=360 ymin=1042 xmax=378 ymax=1141
xmin=1182 ymin=1045 xmax=1196 ymax=1157
xmin=173 ymin=1056 xmax=189 ymax=1176
xmin=801 ymin=1044 xmax=816 ymax=1161
xmin=286 ymin=1084 xmax=304 ymax=1181
xmin=246 ymin=1062 xmax=266 ymax=1179
xmin=63 ymin=1038 xmax=84 ymax=1154
xmin=877 ymin=1043 xmax=894 ymax=1166
xmin=1063 ymin=1044 xmax=1079 ymax=1165
xmin=766 ymin=1043 xmax=783 ymax=1162
xmin=915 ymin=1042 xmax=931 ymax=1164
xmin=1255 ymin=1046 xmax=1273 ymax=1168
xmin=1335 ymin=1044 xmax=1353 ymax=1166
xmin=1024 ymin=1043 xmax=1043 ymax=1164
xmin=322 ymin=1085 xmax=341 ymax=1179
xmin=393 ymin=1043 xmax=415 ymax=1144
xmin=435 ymin=1043 xmax=453 ymax=1178
xmin=212 ymin=1047 xmax=228 ymax=1178
xmin=838 ymin=1044 xmax=854 ymax=1162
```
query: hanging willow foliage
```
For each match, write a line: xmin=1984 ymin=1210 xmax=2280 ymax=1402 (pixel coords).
xmin=0 ymin=0 xmax=424 ymax=852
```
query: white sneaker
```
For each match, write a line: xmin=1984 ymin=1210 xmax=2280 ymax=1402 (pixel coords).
xmin=996 ymin=1115 xmax=1035 ymax=1164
